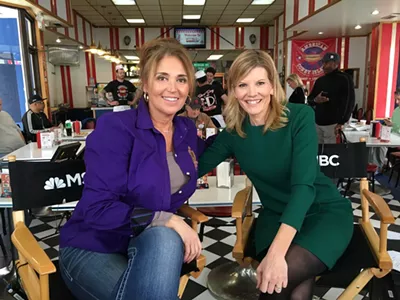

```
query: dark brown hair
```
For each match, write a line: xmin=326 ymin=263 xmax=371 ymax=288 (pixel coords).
xmin=135 ymin=38 xmax=194 ymax=102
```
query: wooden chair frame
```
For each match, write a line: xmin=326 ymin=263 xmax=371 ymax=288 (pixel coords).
xmin=9 ymin=157 xmax=208 ymax=300
xmin=231 ymin=178 xmax=395 ymax=300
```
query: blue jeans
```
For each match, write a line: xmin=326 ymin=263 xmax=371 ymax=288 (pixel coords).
xmin=59 ymin=227 xmax=184 ymax=300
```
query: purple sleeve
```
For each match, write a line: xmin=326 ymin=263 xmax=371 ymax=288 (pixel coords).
xmin=147 ymin=211 xmax=173 ymax=228
xmin=80 ymin=114 xmax=134 ymax=234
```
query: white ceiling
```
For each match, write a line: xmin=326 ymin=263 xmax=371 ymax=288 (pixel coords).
xmin=70 ymin=0 xmax=284 ymax=27
xmin=43 ymin=28 xmax=243 ymax=61
xmin=290 ymin=0 xmax=400 ymax=40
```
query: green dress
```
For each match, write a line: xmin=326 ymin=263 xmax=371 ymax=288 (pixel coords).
xmin=198 ymin=103 xmax=354 ymax=269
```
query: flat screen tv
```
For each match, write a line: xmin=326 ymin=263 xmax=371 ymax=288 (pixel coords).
xmin=174 ymin=28 xmax=206 ymax=48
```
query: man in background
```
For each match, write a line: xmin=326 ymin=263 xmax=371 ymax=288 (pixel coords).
xmin=206 ymin=67 xmax=222 ymax=88
xmin=179 ymin=97 xmax=216 ymax=131
xmin=22 ymin=95 xmax=52 ymax=143
xmin=100 ymin=65 xmax=136 ymax=106
xmin=195 ymin=70 xmax=228 ymax=128
xmin=0 ymin=98 xmax=25 ymax=158
xmin=308 ymin=52 xmax=355 ymax=144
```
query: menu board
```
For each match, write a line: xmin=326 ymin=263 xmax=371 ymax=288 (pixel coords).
xmin=175 ymin=28 xmax=206 ymax=48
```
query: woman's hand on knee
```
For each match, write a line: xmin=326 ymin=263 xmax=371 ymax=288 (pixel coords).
xmin=256 ymin=253 xmax=288 ymax=294
xmin=166 ymin=215 xmax=202 ymax=263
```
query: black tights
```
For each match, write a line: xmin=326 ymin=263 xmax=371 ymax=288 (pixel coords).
xmin=258 ymin=244 xmax=327 ymax=300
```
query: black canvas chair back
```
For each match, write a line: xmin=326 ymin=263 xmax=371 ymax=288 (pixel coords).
xmin=9 ymin=159 xmax=85 ymax=211
xmin=318 ymin=133 xmax=368 ymax=179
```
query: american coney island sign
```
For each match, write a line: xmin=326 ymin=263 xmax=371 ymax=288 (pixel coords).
xmin=291 ymin=39 xmax=336 ymax=90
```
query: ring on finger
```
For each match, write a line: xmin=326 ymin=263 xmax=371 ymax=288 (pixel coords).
xmin=275 ymin=286 xmax=282 ymax=293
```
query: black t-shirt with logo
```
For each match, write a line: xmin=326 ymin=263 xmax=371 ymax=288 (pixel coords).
xmin=104 ymin=80 xmax=136 ymax=105
xmin=196 ymin=84 xmax=225 ymax=117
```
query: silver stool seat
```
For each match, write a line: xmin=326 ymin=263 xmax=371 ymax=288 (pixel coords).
xmin=207 ymin=261 xmax=260 ymax=300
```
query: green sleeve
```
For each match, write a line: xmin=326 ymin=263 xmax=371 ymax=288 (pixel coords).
xmin=279 ymin=106 xmax=318 ymax=231
xmin=198 ymin=129 xmax=234 ymax=177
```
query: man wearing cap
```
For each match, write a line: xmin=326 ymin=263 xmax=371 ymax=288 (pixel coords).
xmin=100 ymin=65 xmax=136 ymax=106
xmin=179 ymin=97 xmax=216 ymax=131
xmin=195 ymin=70 xmax=228 ymax=128
xmin=308 ymin=52 xmax=355 ymax=144
xmin=22 ymin=95 xmax=52 ymax=143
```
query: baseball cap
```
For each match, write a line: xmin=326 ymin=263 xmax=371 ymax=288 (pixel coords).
xmin=195 ymin=70 xmax=207 ymax=80
xmin=28 ymin=94 xmax=46 ymax=104
xmin=188 ymin=97 xmax=202 ymax=109
xmin=115 ymin=64 xmax=124 ymax=71
xmin=322 ymin=52 xmax=340 ymax=63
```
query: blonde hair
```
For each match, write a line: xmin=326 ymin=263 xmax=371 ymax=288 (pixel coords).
xmin=135 ymin=38 xmax=195 ymax=102
xmin=286 ymin=73 xmax=304 ymax=88
xmin=225 ymin=50 xmax=288 ymax=138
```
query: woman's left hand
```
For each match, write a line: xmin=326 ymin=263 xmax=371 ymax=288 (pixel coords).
xmin=256 ymin=252 xmax=288 ymax=294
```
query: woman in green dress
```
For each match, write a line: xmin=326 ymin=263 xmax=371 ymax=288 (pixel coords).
xmin=198 ymin=50 xmax=354 ymax=299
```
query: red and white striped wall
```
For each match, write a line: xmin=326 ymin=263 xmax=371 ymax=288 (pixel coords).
xmin=285 ymin=0 xmax=337 ymax=29
xmin=372 ymin=23 xmax=400 ymax=119
xmin=60 ymin=66 xmax=74 ymax=108
xmin=160 ymin=27 xmax=172 ymax=38
xmin=37 ymin=0 xmax=72 ymax=25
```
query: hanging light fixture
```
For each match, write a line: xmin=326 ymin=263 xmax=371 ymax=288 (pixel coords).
xmin=85 ymin=40 xmax=98 ymax=54
xmin=96 ymin=42 xmax=105 ymax=56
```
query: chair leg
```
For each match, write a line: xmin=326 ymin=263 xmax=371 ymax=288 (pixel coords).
xmin=177 ymin=274 xmax=190 ymax=299
xmin=0 ymin=234 xmax=7 ymax=257
xmin=338 ymin=268 xmax=374 ymax=299
xmin=396 ymin=171 xmax=400 ymax=188
xmin=199 ymin=223 xmax=205 ymax=242
xmin=389 ymin=168 xmax=394 ymax=183
xmin=371 ymin=173 xmax=375 ymax=193
xmin=344 ymin=178 xmax=352 ymax=197
xmin=0 ymin=209 xmax=6 ymax=236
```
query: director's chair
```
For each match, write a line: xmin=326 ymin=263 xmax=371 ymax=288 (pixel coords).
xmin=8 ymin=156 xmax=207 ymax=300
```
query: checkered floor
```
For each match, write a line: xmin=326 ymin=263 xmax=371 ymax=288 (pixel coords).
xmin=26 ymin=180 xmax=400 ymax=300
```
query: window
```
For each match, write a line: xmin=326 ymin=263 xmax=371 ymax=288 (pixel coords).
xmin=0 ymin=5 xmax=40 ymax=124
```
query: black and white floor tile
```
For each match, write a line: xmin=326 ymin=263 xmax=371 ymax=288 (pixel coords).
xmin=25 ymin=180 xmax=400 ymax=300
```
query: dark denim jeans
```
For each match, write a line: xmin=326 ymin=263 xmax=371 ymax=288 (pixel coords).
xmin=59 ymin=227 xmax=184 ymax=300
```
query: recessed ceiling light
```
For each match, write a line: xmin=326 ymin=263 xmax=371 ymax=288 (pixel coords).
xmin=371 ymin=10 xmax=379 ymax=15
xmin=79 ymin=45 xmax=84 ymax=49
xmin=125 ymin=55 xmax=139 ymax=60
xmin=127 ymin=19 xmax=145 ymax=23
xmin=355 ymin=24 xmax=362 ymax=30
xmin=112 ymin=0 xmax=135 ymax=5
xmin=318 ymin=31 xmax=323 ymax=35
xmin=56 ymin=38 xmax=61 ymax=43
xmin=251 ymin=0 xmax=275 ymax=4
xmin=236 ymin=18 xmax=255 ymax=23
xmin=184 ymin=0 xmax=205 ymax=5
xmin=207 ymin=55 xmax=223 ymax=60
xmin=183 ymin=15 xmax=201 ymax=20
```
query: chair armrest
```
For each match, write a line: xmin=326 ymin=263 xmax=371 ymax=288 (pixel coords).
xmin=178 ymin=205 xmax=208 ymax=224
xmin=232 ymin=186 xmax=252 ymax=218
xmin=362 ymin=190 xmax=395 ymax=224
xmin=11 ymin=222 xmax=56 ymax=275
xmin=360 ymin=189 xmax=395 ymax=270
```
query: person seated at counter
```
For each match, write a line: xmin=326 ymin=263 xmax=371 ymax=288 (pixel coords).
xmin=99 ymin=65 xmax=136 ymax=107
xmin=198 ymin=50 xmax=353 ymax=299
xmin=22 ymin=95 xmax=52 ymax=143
xmin=59 ymin=38 xmax=203 ymax=300
xmin=179 ymin=97 xmax=216 ymax=132
xmin=0 ymin=98 xmax=26 ymax=158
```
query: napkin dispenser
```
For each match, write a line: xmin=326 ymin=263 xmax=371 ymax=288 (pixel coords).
xmin=216 ymin=158 xmax=234 ymax=188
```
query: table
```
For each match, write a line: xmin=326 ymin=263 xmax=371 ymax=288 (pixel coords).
xmin=60 ymin=129 xmax=93 ymax=142
xmin=91 ymin=107 xmax=113 ymax=119
xmin=50 ymin=176 xmax=260 ymax=212
xmin=345 ymin=130 xmax=400 ymax=147
xmin=1 ymin=142 xmax=86 ymax=162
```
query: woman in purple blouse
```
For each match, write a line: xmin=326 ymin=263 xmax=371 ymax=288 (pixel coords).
xmin=59 ymin=38 xmax=203 ymax=300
